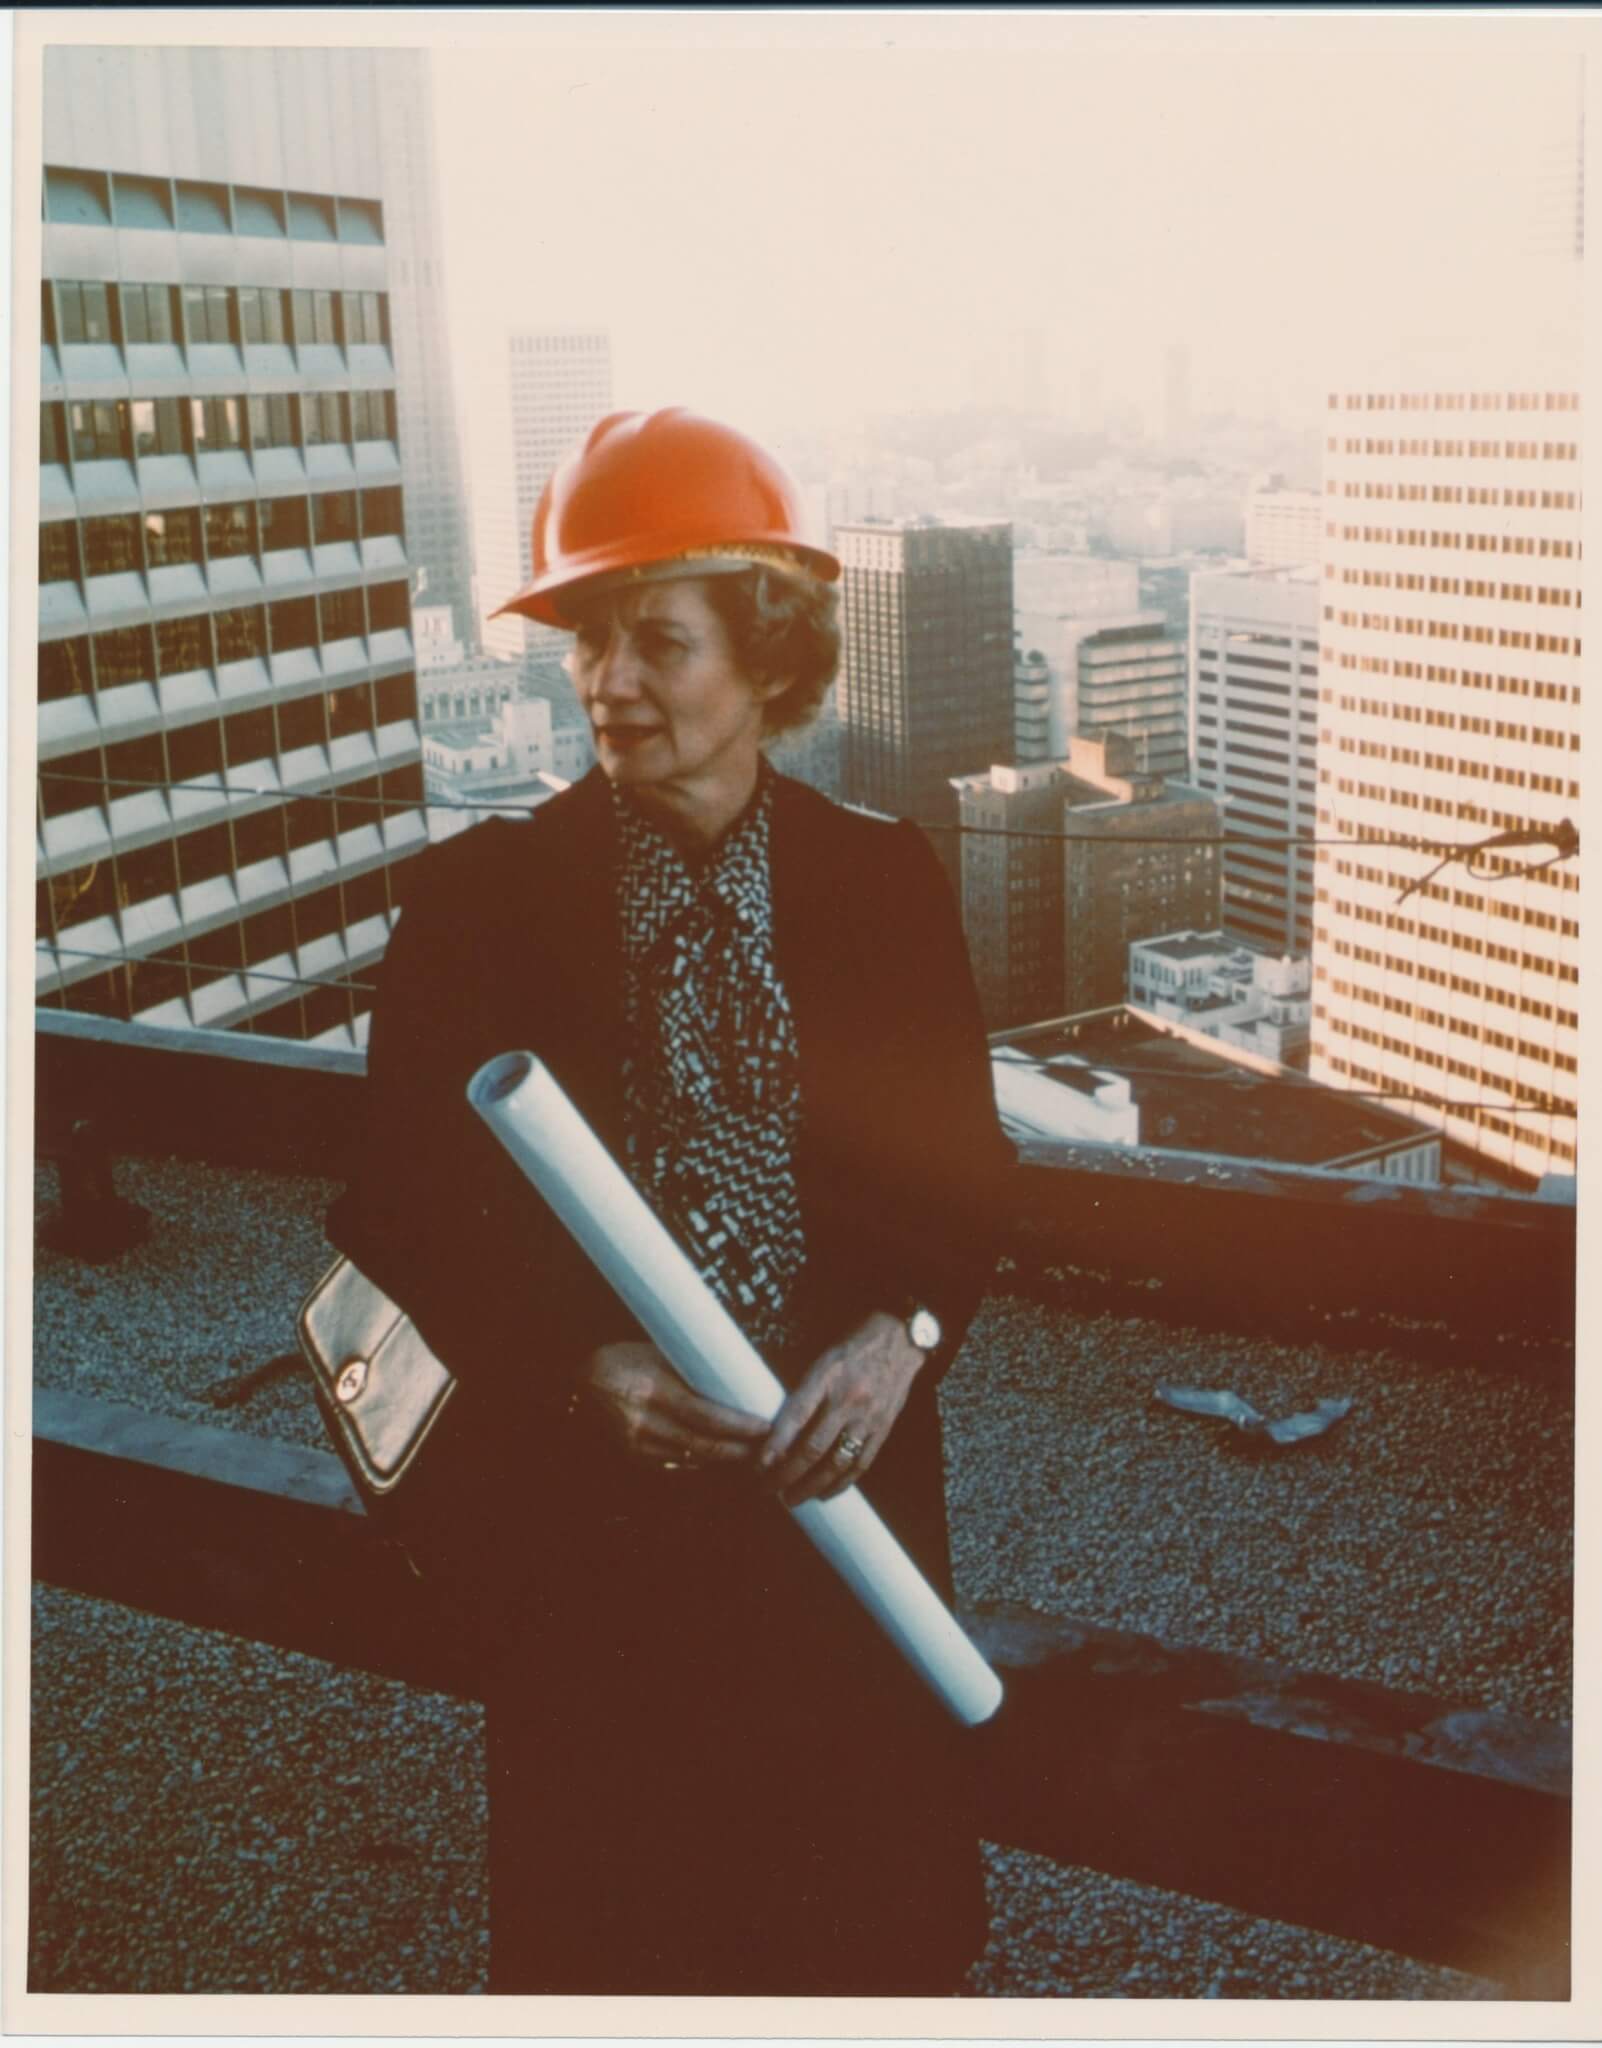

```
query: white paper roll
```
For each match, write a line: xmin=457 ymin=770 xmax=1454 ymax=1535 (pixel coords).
xmin=468 ymin=1050 xmax=1003 ymax=1728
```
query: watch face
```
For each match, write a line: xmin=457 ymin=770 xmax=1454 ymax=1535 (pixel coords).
xmin=908 ymin=1307 xmax=942 ymax=1353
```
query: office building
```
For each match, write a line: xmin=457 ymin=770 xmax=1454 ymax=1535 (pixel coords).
xmin=1059 ymin=734 xmax=1221 ymax=1013
xmin=372 ymin=53 xmax=475 ymax=650
xmin=1191 ymin=564 xmax=1320 ymax=954
xmin=36 ymin=45 xmax=430 ymax=1049
xmin=1014 ymin=553 xmax=1140 ymax=763
xmin=952 ymin=762 xmax=1069 ymax=1030
xmin=476 ymin=327 xmax=612 ymax=665
xmin=836 ymin=519 xmax=1014 ymax=875
xmin=1244 ymin=479 xmax=1323 ymax=569
xmin=1028 ymin=610 xmax=1188 ymax=778
xmin=1310 ymin=375 xmax=1582 ymax=1185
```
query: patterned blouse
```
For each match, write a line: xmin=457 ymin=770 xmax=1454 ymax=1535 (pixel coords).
xmin=613 ymin=769 xmax=809 ymax=1360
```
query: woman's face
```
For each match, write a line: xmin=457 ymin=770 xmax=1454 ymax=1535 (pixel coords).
xmin=564 ymin=577 xmax=779 ymax=803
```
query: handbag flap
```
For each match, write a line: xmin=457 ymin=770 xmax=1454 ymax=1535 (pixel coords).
xmin=298 ymin=1257 xmax=456 ymax=1492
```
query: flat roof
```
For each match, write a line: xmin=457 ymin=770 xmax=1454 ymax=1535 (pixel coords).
xmin=1137 ymin=933 xmax=1224 ymax=962
xmin=995 ymin=1008 xmax=1430 ymax=1167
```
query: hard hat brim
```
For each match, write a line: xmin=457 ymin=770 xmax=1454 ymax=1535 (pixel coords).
xmin=493 ymin=537 xmax=840 ymax=629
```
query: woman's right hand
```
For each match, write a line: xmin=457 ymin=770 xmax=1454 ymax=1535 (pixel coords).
xmin=579 ymin=1342 xmax=770 ymax=1473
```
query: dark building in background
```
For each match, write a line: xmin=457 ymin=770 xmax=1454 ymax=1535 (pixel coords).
xmin=953 ymin=761 xmax=1069 ymax=1031
xmin=1058 ymin=735 xmax=1222 ymax=1015
xmin=837 ymin=518 xmax=1014 ymax=886
xmin=36 ymin=47 xmax=430 ymax=1050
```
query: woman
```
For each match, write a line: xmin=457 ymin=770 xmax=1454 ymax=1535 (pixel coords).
xmin=327 ymin=409 xmax=1014 ymax=1997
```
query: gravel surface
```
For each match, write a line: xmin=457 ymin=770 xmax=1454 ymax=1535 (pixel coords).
xmin=942 ymin=1292 xmax=1572 ymax=1723
xmin=33 ymin=1158 xmax=335 ymax=1450
xmin=31 ymin=1159 xmax=1570 ymax=1997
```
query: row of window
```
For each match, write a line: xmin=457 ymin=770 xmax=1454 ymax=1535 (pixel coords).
xmin=1334 ymin=482 xmax=1580 ymax=509
xmin=44 ymin=166 xmax=385 ymax=246
xmin=1332 ymin=391 xmax=1580 ymax=413
xmin=1325 ymin=660 xmax=1581 ymax=705
xmin=1337 ymin=571 xmax=1579 ymax=603
xmin=1326 ymin=979 xmax=1577 ymax=1078
xmin=40 ymin=487 xmax=404 ymax=587
xmin=46 ymin=279 xmax=389 ymax=354
xmin=1330 ymin=860 xmax=1577 ymax=933
xmin=39 ymin=682 xmax=420 ymax=830
xmin=42 ymin=388 xmax=397 ymax=466
xmin=1327 ymin=609 xmax=1580 ymax=657
xmin=39 ymin=580 xmax=412 ymax=704
xmin=1330 ymin=938 xmax=1576 ymax=1030
xmin=1323 ymin=1056 xmax=1575 ymax=1159
xmin=1333 ymin=436 xmax=1580 ymax=461
xmin=1333 ymin=525 xmax=1580 ymax=553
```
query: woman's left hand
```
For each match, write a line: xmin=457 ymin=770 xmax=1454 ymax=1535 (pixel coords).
xmin=757 ymin=1310 xmax=928 ymax=1507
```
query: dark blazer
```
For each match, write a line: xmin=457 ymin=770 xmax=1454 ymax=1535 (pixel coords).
xmin=327 ymin=764 xmax=1014 ymax=1582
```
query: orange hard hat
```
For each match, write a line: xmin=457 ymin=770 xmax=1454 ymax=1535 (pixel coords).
xmin=492 ymin=407 xmax=840 ymax=627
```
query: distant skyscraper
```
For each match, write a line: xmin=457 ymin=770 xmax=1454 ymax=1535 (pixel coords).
xmin=1244 ymin=480 xmax=1323 ymax=569
xmin=374 ymin=53 xmax=475 ymax=651
xmin=1013 ymin=552 xmax=1141 ymax=763
xmin=1310 ymin=375 xmax=1582 ymax=1186
xmin=836 ymin=519 xmax=1014 ymax=877
xmin=1191 ymin=564 xmax=1320 ymax=955
xmin=36 ymin=45 xmax=428 ymax=1049
xmin=476 ymin=327 xmax=612 ymax=663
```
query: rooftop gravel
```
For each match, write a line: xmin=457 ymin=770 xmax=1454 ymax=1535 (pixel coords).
xmin=30 ymin=1155 xmax=1570 ymax=1997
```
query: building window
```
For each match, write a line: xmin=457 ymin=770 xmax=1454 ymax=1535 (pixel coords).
xmin=214 ymin=607 xmax=267 ymax=666
xmin=277 ymin=693 xmax=328 ymax=753
xmin=130 ymin=397 xmax=186 ymax=457
xmin=374 ymin=671 xmax=415 ymax=724
xmin=39 ymin=746 xmax=103 ymax=817
xmin=183 ymin=284 xmax=235 ymax=346
xmin=93 ymin=624 xmax=156 ymax=690
xmin=350 ymin=390 xmax=393 ymax=443
xmin=38 ymin=637 xmax=92 ymax=702
xmin=55 ymin=280 xmax=114 ymax=345
xmin=69 ymin=399 xmax=127 ymax=462
xmin=144 ymin=507 xmax=202 ymax=568
xmin=156 ymin=614 xmax=214 ymax=677
xmin=41 ymin=403 xmax=67 ymax=465
xmin=328 ymin=682 xmax=375 ymax=740
xmin=269 ymin=596 xmax=319 ymax=653
xmin=192 ymin=396 xmax=243 ymax=452
xmin=121 ymin=282 xmax=177 ymax=345
xmin=303 ymin=392 xmax=349 ymax=447
xmin=238 ymin=285 xmax=288 ymax=345
xmin=39 ymin=522 xmax=80 ymax=586
xmin=320 ymin=588 xmax=367 ymax=643
xmin=247 ymin=393 xmax=298 ymax=451
xmin=261 ymin=496 xmax=311 ymax=554
xmin=313 ymin=492 xmax=358 ymax=546
xmin=205 ymin=502 xmax=258 ymax=560
xmin=287 ymin=192 xmax=338 ymax=244
xmin=359 ymin=485 xmax=403 ymax=539
xmin=292 ymin=287 xmax=338 ymax=345
xmin=82 ymin=515 xmax=144 ymax=579
xmin=342 ymin=290 xmax=386 ymax=346
xmin=222 ymin=705 xmax=275 ymax=767
xmin=366 ymin=582 xmax=410 ymax=634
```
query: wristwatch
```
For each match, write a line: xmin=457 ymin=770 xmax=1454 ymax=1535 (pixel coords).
xmin=903 ymin=1302 xmax=943 ymax=1356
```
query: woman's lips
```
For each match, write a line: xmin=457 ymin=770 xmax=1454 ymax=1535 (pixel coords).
xmin=596 ymin=726 xmax=661 ymax=748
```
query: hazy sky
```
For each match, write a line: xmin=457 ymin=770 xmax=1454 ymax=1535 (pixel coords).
xmin=430 ymin=16 xmax=1587 ymax=453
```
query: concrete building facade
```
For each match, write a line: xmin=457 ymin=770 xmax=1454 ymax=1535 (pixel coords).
xmin=1063 ymin=614 xmax=1189 ymax=781
xmin=1244 ymin=481 xmax=1323 ymax=569
xmin=36 ymin=45 xmax=430 ymax=1050
xmin=952 ymin=761 xmax=1069 ymax=1030
xmin=1013 ymin=551 xmax=1140 ymax=764
xmin=1190 ymin=564 xmax=1320 ymax=955
xmin=1310 ymin=375 xmax=1582 ymax=1185
xmin=1129 ymin=929 xmax=1312 ymax=1067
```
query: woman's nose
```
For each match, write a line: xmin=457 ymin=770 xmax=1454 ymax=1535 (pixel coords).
xmin=590 ymin=632 xmax=643 ymax=702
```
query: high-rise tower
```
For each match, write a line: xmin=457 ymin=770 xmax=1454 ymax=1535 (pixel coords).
xmin=36 ymin=45 xmax=432 ymax=1049
xmin=476 ymin=327 xmax=612 ymax=665
xmin=836 ymin=519 xmax=1013 ymax=875
xmin=1310 ymin=375 xmax=1582 ymax=1185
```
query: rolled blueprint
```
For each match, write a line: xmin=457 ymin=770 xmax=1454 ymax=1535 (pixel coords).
xmin=467 ymin=1050 xmax=1004 ymax=1728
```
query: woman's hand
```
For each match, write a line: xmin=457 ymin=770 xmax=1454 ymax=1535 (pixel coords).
xmin=580 ymin=1341 xmax=769 ymax=1473
xmin=758 ymin=1311 xmax=927 ymax=1508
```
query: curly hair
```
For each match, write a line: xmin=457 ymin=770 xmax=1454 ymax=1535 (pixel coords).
xmin=700 ymin=565 xmax=841 ymax=741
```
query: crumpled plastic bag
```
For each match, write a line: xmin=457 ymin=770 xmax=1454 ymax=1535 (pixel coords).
xmin=1154 ymin=1382 xmax=1353 ymax=1446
